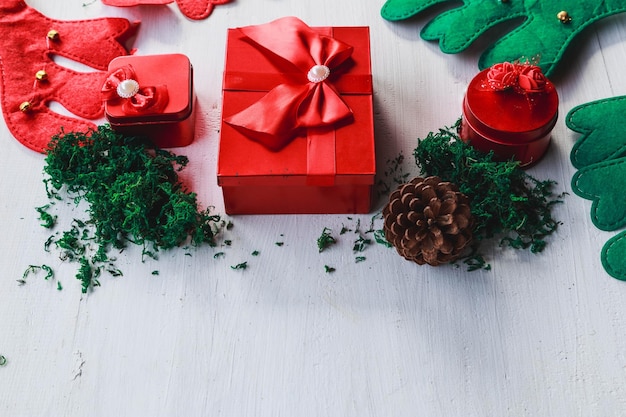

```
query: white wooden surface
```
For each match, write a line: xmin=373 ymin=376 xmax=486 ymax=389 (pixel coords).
xmin=1 ymin=1 xmax=626 ymax=416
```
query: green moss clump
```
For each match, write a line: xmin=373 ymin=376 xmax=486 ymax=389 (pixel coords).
xmin=41 ymin=125 xmax=223 ymax=292
xmin=413 ymin=122 xmax=564 ymax=270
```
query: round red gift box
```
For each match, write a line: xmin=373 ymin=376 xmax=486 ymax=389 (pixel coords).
xmin=459 ymin=68 xmax=559 ymax=167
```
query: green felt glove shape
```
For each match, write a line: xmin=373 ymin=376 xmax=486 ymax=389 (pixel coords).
xmin=381 ymin=0 xmax=626 ymax=76
xmin=572 ymin=158 xmax=626 ymax=231
xmin=601 ymin=231 xmax=626 ymax=281
xmin=568 ymin=97 xmax=626 ymax=281
xmin=568 ymin=97 xmax=626 ymax=169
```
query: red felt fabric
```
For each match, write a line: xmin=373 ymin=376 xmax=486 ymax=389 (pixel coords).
xmin=102 ymin=0 xmax=231 ymax=20
xmin=0 ymin=0 xmax=138 ymax=153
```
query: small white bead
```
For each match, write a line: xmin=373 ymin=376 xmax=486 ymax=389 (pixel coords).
xmin=117 ymin=79 xmax=140 ymax=98
xmin=307 ymin=65 xmax=330 ymax=83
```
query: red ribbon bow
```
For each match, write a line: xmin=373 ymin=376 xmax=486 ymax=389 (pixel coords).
xmin=486 ymin=62 xmax=547 ymax=94
xmin=102 ymin=65 xmax=169 ymax=114
xmin=224 ymin=17 xmax=355 ymax=151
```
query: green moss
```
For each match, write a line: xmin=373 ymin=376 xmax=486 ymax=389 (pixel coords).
xmin=352 ymin=235 xmax=372 ymax=253
xmin=317 ymin=227 xmax=337 ymax=253
xmin=413 ymin=121 xmax=563 ymax=268
xmin=40 ymin=125 xmax=223 ymax=292
xmin=35 ymin=204 xmax=56 ymax=228
xmin=22 ymin=264 xmax=53 ymax=281
xmin=231 ymin=262 xmax=248 ymax=270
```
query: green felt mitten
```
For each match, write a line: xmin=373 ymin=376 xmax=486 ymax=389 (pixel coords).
xmin=380 ymin=0 xmax=626 ymax=76
xmin=602 ymin=231 xmax=626 ymax=281
xmin=568 ymin=97 xmax=626 ymax=169
xmin=571 ymin=158 xmax=626 ymax=232
xmin=568 ymin=98 xmax=626 ymax=281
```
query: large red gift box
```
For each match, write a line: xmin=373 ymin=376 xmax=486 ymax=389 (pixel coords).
xmin=217 ymin=17 xmax=375 ymax=214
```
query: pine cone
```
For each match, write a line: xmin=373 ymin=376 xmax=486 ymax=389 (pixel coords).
xmin=383 ymin=176 xmax=474 ymax=266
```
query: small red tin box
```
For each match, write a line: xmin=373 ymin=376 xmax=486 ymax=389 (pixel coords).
xmin=217 ymin=17 xmax=375 ymax=215
xmin=459 ymin=62 xmax=558 ymax=167
xmin=103 ymin=53 xmax=195 ymax=148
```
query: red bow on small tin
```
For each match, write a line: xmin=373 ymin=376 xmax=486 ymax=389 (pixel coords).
xmin=101 ymin=66 xmax=169 ymax=114
xmin=224 ymin=17 xmax=355 ymax=151
xmin=487 ymin=62 xmax=547 ymax=94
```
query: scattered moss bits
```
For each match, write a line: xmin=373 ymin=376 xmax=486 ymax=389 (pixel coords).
xmin=22 ymin=264 xmax=53 ymax=281
xmin=373 ymin=229 xmax=392 ymax=248
xmin=231 ymin=262 xmax=248 ymax=270
xmin=352 ymin=235 xmax=372 ymax=253
xmin=36 ymin=204 xmax=56 ymax=228
xmin=76 ymin=257 xmax=95 ymax=294
xmin=377 ymin=152 xmax=412 ymax=196
xmin=317 ymin=227 xmax=337 ymax=252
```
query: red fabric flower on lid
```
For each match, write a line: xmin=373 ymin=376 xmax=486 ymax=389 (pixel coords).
xmin=517 ymin=65 xmax=547 ymax=93
xmin=486 ymin=62 xmax=518 ymax=90
xmin=486 ymin=61 xmax=547 ymax=94
xmin=101 ymin=66 xmax=169 ymax=114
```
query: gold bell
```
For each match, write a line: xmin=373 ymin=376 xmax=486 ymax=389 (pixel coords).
xmin=47 ymin=30 xmax=60 ymax=41
xmin=35 ymin=70 xmax=48 ymax=81
xmin=19 ymin=101 xmax=32 ymax=113
xmin=557 ymin=11 xmax=572 ymax=23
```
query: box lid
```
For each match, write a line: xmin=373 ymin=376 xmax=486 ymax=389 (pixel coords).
xmin=464 ymin=68 xmax=559 ymax=144
xmin=222 ymin=26 xmax=372 ymax=95
xmin=105 ymin=54 xmax=193 ymax=124
xmin=218 ymin=25 xmax=375 ymax=187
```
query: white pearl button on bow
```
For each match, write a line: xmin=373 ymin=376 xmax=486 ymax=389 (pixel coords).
xmin=307 ymin=65 xmax=330 ymax=83
xmin=117 ymin=79 xmax=140 ymax=98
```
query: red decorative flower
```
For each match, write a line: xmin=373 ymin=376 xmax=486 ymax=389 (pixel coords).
xmin=486 ymin=61 xmax=547 ymax=94
xmin=486 ymin=62 xmax=518 ymax=90
xmin=517 ymin=64 xmax=547 ymax=93
xmin=101 ymin=65 xmax=169 ymax=114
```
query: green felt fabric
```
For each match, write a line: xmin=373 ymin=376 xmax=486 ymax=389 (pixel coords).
xmin=380 ymin=0 xmax=626 ymax=76
xmin=568 ymin=98 xmax=626 ymax=281
xmin=602 ymin=231 xmax=626 ymax=281
xmin=568 ymin=97 xmax=626 ymax=169
xmin=571 ymin=157 xmax=626 ymax=232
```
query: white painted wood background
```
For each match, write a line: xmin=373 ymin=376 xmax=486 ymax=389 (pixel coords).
xmin=1 ymin=1 xmax=626 ymax=416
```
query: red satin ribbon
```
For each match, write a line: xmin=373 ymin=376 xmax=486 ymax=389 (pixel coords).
xmin=102 ymin=65 xmax=169 ymax=114
xmin=224 ymin=17 xmax=355 ymax=151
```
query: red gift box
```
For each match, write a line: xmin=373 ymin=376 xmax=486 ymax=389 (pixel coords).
xmin=104 ymin=54 xmax=195 ymax=148
xmin=459 ymin=63 xmax=558 ymax=167
xmin=217 ymin=17 xmax=375 ymax=215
